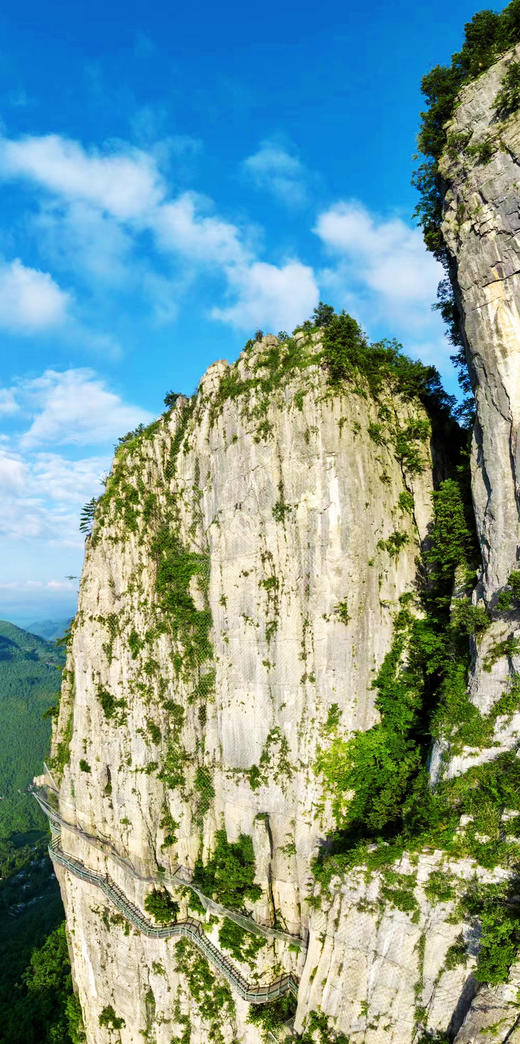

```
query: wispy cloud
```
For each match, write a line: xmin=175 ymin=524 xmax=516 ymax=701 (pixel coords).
xmin=314 ymin=200 xmax=441 ymax=319
xmin=0 ymin=389 xmax=19 ymax=416
xmin=212 ymin=259 xmax=319 ymax=331
xmin=0 ymin=258 xmax=69 ymax=332
xmin=19 ymin=368 xmax=154 ymax=448
xmin=0 ymin=133 xmax=164 ymax=219
xmin=243 ymin=140 xmax=309 ymax=206
xmin=0 ymin=445 xmax=107 ymax=544
xmin=152 ymin=192 xmax=249 ymax=266
xmin=313 ymin=199 xmax=453 ymax=376
xmin=0 ymin=130 xmax=318 ymax=336
xmin=0 ymin=364 xmax=154 ymax=552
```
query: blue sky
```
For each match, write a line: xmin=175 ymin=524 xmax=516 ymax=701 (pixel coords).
xmin=0 ymin=0 xmax=489 ymax=623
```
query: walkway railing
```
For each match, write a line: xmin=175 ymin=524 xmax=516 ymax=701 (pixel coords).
xmin=49 ymin=835 xmax=299 ymax=1005
xmin=33 ymin=785 xmax=302 ymax=948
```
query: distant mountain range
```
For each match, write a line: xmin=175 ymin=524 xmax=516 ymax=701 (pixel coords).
xmin=26 ymin=618 xmax=72 ymax=642
xmin=0 ymin=620 xmax=68 ymax=1040
xmin=0 ymin=619 xmax=63 ymax=852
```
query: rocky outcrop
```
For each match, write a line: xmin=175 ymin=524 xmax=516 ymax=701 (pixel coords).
xmin=50 ymin=331 xmax=442 ymax=1042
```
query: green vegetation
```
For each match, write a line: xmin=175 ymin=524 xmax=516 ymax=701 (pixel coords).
xmin=217 ymin=918 xmax=266 ymax=963
xmin=79 ymin=497 xmax=97 ymax=537
xmin=248 ymin=999 xmax=349 ymax=1044
xmin=462 ymin=879 xmax=520 ymax=984
xmin=297 ymin=1010 xmax=350 ymax=1044
xmin=194 ymin=766 xmax=215 ymax=815
xmin=210 ymin=306 xmax=455 ymax=444
xmin=0 ymin=622 xmax=87 ymax=1041
xmin=96 ymin=684 xmax=127 ymax=724
xmin=99 ymin=1004 xmax=125 ymax=1029
xmin=152 ymin=527 xmax=212 ymax=673
xmin=163 ymin=389 xmax=181 ymax=410
xmin=0 ymin=620 xmax=63 ymax=865
xmin=398 ymin=491 xmax=415 ymax=515
xmin=377 ymin=530 xmax=409 ymax=558
xmin=321 ymin=313 xmax=450 ymax=411
xmin=496 ymin=570 xmax=520 ymax=610
xmin=144 ymin=888 xmax=180 ymax=924
xmin=0 ymin=921 xmax=84 ymax=1043
xmin=335 ymin=601 xmax=350 ymax=625
xmin=193 ymin=830 xmax=262 ymax=909
xmin=494 ymin=58 xmax=520 ymax=114
xmin=174 ymin=938 xmax=235 ymax=1044
xmin=247 ymin=994 xmax=297 ymax=1040
xmin=160 ymin=806 xmax=179 ymax=848
xmin=314 ymin=470 xmax=490 ymax=867
xmin=272 ymin=499 xmax=292 ymax=522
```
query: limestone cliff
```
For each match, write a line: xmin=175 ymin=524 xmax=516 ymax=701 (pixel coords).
xmin=41 ymin=44 xmax=520 ymax=1044
xmin=440 ymin=42 xmax=520 ymax=601
xmin=46 ymin=329 xmax=447 ymax=1043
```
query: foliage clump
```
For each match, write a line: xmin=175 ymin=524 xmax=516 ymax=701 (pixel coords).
xmin=320 ymin=311 xmax=453 ymax=412
xmin=494 ymin=58 xmax=520 ymax=115
xmin=144 ymin=888 xmax=180 ymax=924
xmin=462 ymin=879 xmax=520 ymax=984
xmin=152 ymin=528 xmax=212 ymax=672
xmin=0 ymin=922 xmax=85 ymax=1044
xmin=99 ymin=1004 xmax=125 ymax=1029
xmin=496 ymin=570 xmax=520 ymax=611
xmin=218 ymin=918 xmax=266 ymax=964
xmin=193 ymin=830 xmax=261 ymax=909
xmin=96 ymin=685 xmax=127 ymax=725
xmin=247 ymin=994 xmax=297 ymax=1039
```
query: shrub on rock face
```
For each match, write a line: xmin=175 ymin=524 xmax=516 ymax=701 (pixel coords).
xmin=144 ymin=889 xmax=180 ymax=924
xmin=193 ymin=830 xmax=262 ymax=909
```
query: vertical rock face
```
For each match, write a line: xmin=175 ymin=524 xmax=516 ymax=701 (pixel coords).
xmin=440 ymin=43 xmax=520 ymax=599
xmin=50 ymin=332 xmax=438 ymax=1042
xmin=436 ymin=46 xmax=520 ymax=778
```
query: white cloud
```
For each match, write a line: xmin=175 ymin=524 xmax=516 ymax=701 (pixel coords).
xmin=31 ymin=452 xmax=109 ymax=503
xmin=18 ymin=368 xmax=155 ymax=448
xmin=0 ymin=389 xmax=19 ymax=415
xmin=0 ymin=258 xmax=69 ymax=332
xmin=0 ymin=578 xmax=77 ymax=591
xmin=0 ymin=449 xmax=26 ymax=491
xmin=35 ymin=200 xmax=134 ymax=286
xmin=243 ymin=141 xmax=308 ymax=206
xmin=0 ymin=133 xmax=164 ymax=219
xmin=0 ymin=443 xmax=110 ymax=546
xmin=153 ymin=192 xmax=249 ymax=266
xmin=0 ymin=129 xmax=319 ymax=337
xmin=313 ymin=200 xmax=456 ymax=382
xmin=212 ymin=259 xmax=319 ymax=332
xmin=315 ymin=200 xmax=441 ymax=311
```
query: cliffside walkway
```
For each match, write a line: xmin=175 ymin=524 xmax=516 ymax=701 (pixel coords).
xmin=48 ymin=833 xmax=299 ymax=1005
xmin=32 ymin=784 xmax=302 ymax=947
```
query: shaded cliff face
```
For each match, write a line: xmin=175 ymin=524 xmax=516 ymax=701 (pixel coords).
xmin=433 ymin=46 xmax=520 ymax=787
xmin=50 ymin=330 xmax=437 ymax=1042
xmin=440 ymin=43 xmax=520 ymax=600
